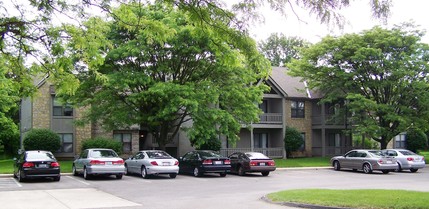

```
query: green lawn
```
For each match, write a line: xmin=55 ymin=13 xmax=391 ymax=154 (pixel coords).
xmin=419 ymin=150 xmax=429 ymax=163
xmin=267 ymin=189 xmax=429 ymax=209
xmin=0 ymin=159 xmax=73 ymax=174
xmin=274 ymin=157 xmax=331 ymax=167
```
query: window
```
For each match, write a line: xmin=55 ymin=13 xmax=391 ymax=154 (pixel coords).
xmin=57 ymin=133 xmax=73 ymax=153
xmin=253 ymin=133 xmax=268 ymax=148
xmin=53 ymin=97 xmax=73 ymax=116
xmin=291 ymin=101 xmax=305 ymax=118
xmin=113 ymin=133 xmax=132 ymax=153
xmin=259 ymin=100 xmax=268 ymax=113
xmin=395 ymin=133 xmax=406 ymax=148
xmin=299 ymin=133 xmax=306 ymax=151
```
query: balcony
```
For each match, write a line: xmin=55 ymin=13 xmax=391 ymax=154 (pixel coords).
xmin=256 ymin=113 xmax=283 ymax=124
xmin=220 ymin=147 xmax=284 ymax=158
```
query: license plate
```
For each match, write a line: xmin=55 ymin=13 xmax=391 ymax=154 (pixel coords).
xmin=38 ymin=164 xmax=48 ymax=168
xmin=214 ymin=161 xmax=222 ymax=165
xmin=106 ymin=162 xmax=112 ymax=165
xmin=163 ymin=162 xmax=170 ymax=166
xmin=260 ymin=163 xmax=266 ymax=166
xmin=386 ymin=160 xmax=392 ymax=164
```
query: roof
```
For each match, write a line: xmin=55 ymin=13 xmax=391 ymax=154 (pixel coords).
xmin=269 ymin=67 xmax=323 ymax=99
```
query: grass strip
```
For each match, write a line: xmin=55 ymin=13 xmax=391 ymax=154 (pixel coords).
xmin=267 ymin=189 xmax=429 ymax=209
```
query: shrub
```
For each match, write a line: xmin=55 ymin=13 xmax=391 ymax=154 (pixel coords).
xmin=81 ymin=137 xmax=122 ymax=155
xmin=406 ymin=129 xmax=427 ymax=153
xmin=284 ymin=126 xmax=304 ymax=158
xmin=23 ymin=129 xmax=61 ymax=152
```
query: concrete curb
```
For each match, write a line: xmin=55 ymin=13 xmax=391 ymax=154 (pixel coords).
xmin=260 ymin=195 xmax=351 ymax=209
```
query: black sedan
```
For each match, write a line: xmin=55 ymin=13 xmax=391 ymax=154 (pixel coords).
xmin=179 ymin=150 xmax=231 ymax=177
xmin=13 ymin=150 xmax=61 ymax=182
xmin=228 ymin=152 xmax=276 ymax=176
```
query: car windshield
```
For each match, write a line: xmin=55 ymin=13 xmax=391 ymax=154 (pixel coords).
xmin=368 ymin=150 xmax=385 ymax=157
xmin=399 ymin=150 xmax=417 ymax=156
xmin=246 ymin=152 xmax=269 ymax=159
xmin=26 ymin=152 xmax=56 ymax=161
xmin=90 ymin=150 xmax=119 ymax=158
xmin=199 ymin=151 xmax=222 ymax=158
xmin=147 ymin=151 xmax=172 ymax=159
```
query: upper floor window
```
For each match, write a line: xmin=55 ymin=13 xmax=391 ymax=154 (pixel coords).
xmin=114 ymin=133 xmax=132 ymax=153
xmin=53 ymin=97 xmax=73 ymax=116
xmin=291 ymin=101 xmax=305 ymax=118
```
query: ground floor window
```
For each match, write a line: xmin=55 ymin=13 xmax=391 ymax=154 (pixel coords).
xmin=299 ymin=133 xmax=306 ymax=151
xmin=253 ymin=133 xmax=268 ymax=148
xmin=395 ymin=133 xmax=406 ymax=149
xmin=58 ymin=133 xmax=73 ymax=153
xmin=113 ymin=133 xmax=132 ymax=153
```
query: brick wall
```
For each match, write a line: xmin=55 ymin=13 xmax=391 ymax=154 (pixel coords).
xmin=32 ymin=82 xmax=51 ymax=129
xmin=284 ymin=100 xmax=313 ymax=157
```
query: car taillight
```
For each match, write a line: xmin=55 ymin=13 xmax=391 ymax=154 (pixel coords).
xmin=150 ymin=161 xmax=159 ymax=166
xmin=407 ymin=157 xmax=414 ymax=161
xmin=51 ymin=162 xmax=60 ymax=167
xmin=224 ymin=159 xmax=231 ymax=165
xmin=174 ymin=161 xmax=179 ymax=166
xmin=202 ymin=159 xmax=212 ymax=165
xmin=268 ymin=161 xmax=275 ymax=166
xmin=90 ymin=160 xmax=105 ymax=165
xmin=22 ymin=162 xmax=35 ymax=168
xmin=250 ymin=161 xmax=258 ymax=166
xmin=112 ymin=160 xmax=124 ymax=165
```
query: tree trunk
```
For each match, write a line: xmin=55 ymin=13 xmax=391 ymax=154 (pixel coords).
xmin=380 ymin=138 xmax=388 ymax=149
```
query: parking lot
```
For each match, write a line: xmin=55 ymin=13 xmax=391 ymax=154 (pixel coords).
xmin=1 ymin=167 xmax=429 ymax=209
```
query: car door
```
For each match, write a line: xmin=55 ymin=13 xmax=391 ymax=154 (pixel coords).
xmin=127 ymin=152 xmax=141 ymax=173
xmin=180 ymin=152 xmax=195 ymax=173
xmin=352 ymin=151 xmax=367 ymax=169
xmin=342 ymin=151 xmax=357 ymax=169
xmin=75 ymin=149 xmax=89 ymax=172
xmin=228 ymin=153 xmax=239 ymax=172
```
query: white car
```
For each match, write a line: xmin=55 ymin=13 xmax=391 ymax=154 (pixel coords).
xmin=72 ymin=148 xmax=125 ymax=180
xmin=124 ymin=150 xmax=179 ymax=179
xmin=382 ymin=149 xmax=426 ymax=172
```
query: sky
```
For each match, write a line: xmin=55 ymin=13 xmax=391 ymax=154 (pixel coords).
xmin=249 ymin=0 xmax=429 ymax=43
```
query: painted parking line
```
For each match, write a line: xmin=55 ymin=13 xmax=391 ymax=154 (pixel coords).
xmin=0 ymin=178 xmax=21 ymax=188
xmin=66 ymin=176 xmax=91 ymax=186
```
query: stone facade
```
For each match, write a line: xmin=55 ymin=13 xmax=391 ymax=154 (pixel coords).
xmin=284 ymin=100 xmax=313 ymax=157
xmin=32 ymin=81 xmax=51 ymax=129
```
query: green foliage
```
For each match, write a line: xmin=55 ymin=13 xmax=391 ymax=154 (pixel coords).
xmin=81 ymin=137 xmax=122 ymax=155
xmin=258 ymin=33 xmax=310 ymax=67
xmin=284 ymin=126 xmax=304 ymax=157
xmin=192 ymin=137 xmax=222 ymax=151
xmin=23 ymin=129 xmax=61 ymax=152
xmin=288 ymin=24 xmax=429 ymax=149
xmin=406 ymin=129 xmax=427 ymax=153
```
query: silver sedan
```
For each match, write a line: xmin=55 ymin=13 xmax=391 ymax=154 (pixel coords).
xmin=330 ymin=149 xmax=398 ymax=174
xmin=124 ymin=150 xmax=179 ymax=179
xmin=382 ymin=149 xmax=426 ymax=172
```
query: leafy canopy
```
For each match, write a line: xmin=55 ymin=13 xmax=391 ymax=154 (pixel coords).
xmin=288 ymin=24 xmax=429 ymax=149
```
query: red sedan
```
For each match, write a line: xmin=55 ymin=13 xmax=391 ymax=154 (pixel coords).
xmin=228 ymin=152 xmax=276 ymax=176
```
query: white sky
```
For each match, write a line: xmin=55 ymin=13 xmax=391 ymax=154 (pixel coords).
xmin=249 ymin=0 xmax=429 ymax=43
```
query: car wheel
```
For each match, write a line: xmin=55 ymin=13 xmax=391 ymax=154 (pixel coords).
xmin=53 ymin=175 xmax=61 ymax=181
xmin=83 ymin=167 xmax=90 ymax=180
xmin=116 ymin=174 xmax=123 ymax=179
xmin=17 ymin=169 xmax=25 ymax=182
xmin=72 ymin=165 xmax=78 ymax=176
xmin=261 ymin=171 xmax=270 ymax=176
xmin=124 ymin=164 xmax=129 ymax=176
xmin=141 ymin=166 xmax=149 ymax=179
xmin=382 ymin=170 xmax=390 ymax=174
xmin=238 ymin=166 xmax=245 ymax=176
xmin=395 ymin=163 xmax=402 ymax=172
xmin=193 ymin=167 xmax=202 ymax=177
xmin=333 ymin=161 xmax=341 ymax=171
xmin=219 ymin=172 xmax=227 ymax=177
xmin=169 ymin=173 xmax=177 ymax=178
xmin=363 ymin=163 xmax=372 ymax=174
xmin=410 ymin=168 xmax=419 ymax=173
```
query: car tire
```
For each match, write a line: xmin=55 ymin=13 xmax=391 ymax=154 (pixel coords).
xmin=17 ymin=169 xmax=25 ymax=182
xmin=83 ymin=167 xmax=90 ymax=180
xmin=124 ymin=165 xmax=129 ymax=176
xmin=238 ymin=166 xmax=245 ymax=176
xmin=53 ymin=175 xmax=61 ymax=181
xmin=141 ymin=166 xmax=149 ymax=179
xmin=193 ymin=167 xmax=202 ymax=177
xmin=395 ymin=163 xmax=402 ymax=172
xmin=382 ymin=170 xmax=390 ymax=174
xmin=72 ymin=165 xmax=78 ymax=176
xmin=333 ymin=161 xmax=341 ymax=171
xmin=261 ymin=171 xmax=270 ymax=176
xmin=116 ymin=174 xmax=123 ymax=179
xmin=363 ymin=163 xmax=372 ymax=174
xmin=169 ymin=173 xmax=177 ymax=178
xmin=219 ymin=172 xmax=227 ymax=177
xmin=410 ymin=168 xmax=418 ymax=173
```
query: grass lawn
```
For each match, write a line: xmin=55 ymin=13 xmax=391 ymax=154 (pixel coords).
xmin=418 ymin=150 xmax=428 ymax=164
xmin=274 ymin=157 xmax=331 ymax=167
xmin=267 ymin=189 xmax=429 ymax=209
xmin=0 ymin=159 xmax=73 ymax=174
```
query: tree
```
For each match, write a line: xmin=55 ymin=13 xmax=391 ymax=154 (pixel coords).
xmin=406 ymin=129 xmax=427 ymax=153
xmin=288 ymin=24 xmax=429 ymax=149
xmin=60 ymin=2 xmax=270 ymax=150
xmin=258 ymin=33 xmax=310 ymax=67
xmin=284 ymin=126 xmax=304 ymax=158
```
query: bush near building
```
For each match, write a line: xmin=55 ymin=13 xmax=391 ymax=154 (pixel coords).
xmin=23 ymin=129 xmax=61 ymax=152
xmin=81 ymin=137 xmax=122 ymax=155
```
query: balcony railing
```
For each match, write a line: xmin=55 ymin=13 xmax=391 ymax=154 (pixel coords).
xmin=220 ymin=147 xmax=284 ymax=158
xmin=312 ymin=114 xmax=346 ymax=126
xmin=257 ymin=113 xmax=283 ymax=124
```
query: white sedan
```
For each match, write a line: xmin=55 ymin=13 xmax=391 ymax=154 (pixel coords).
xmin=382 ymin=149 xmax=426 ymax=172
xmin=124 ymin=150 xmax=179 ymax=179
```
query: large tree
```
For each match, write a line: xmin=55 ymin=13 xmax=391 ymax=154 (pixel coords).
xmin=288 ymin=24 xmax=429 ymax=149
xmin=60 ymin=2 xmax=270 ymax=150
xmin=258 ymin=33 xmax=310 ymax=67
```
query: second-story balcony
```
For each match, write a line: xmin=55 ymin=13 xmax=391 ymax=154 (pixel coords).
xmin=257 ymin=113 xmax=283 ymax=124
